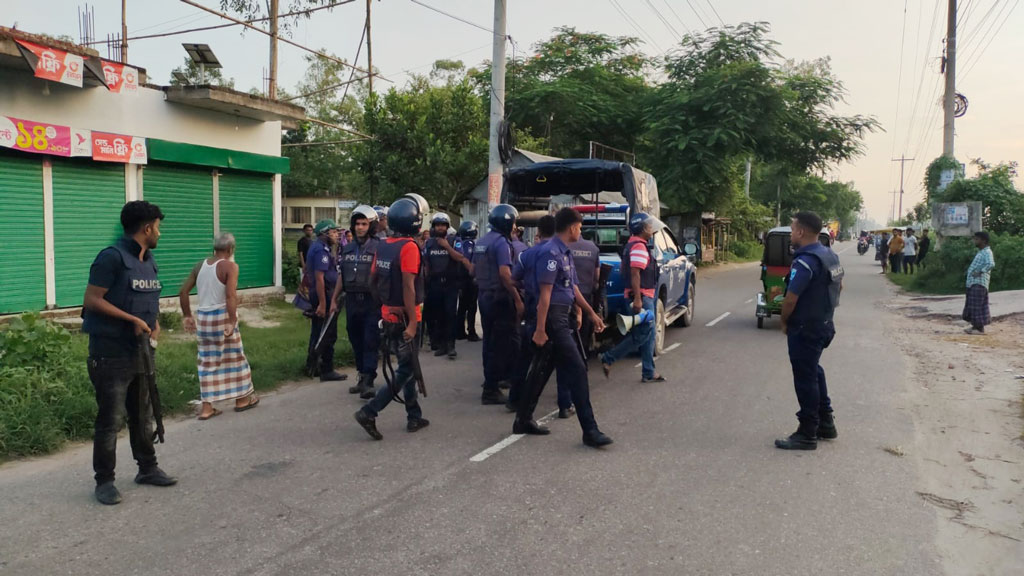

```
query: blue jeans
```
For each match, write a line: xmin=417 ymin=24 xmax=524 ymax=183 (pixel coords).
xmin=361 ymin=335 xmax=423 ymax=421
xmin=601 ymin=295 xmax=656 ymax=379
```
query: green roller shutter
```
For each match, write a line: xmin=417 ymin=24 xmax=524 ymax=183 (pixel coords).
xmin=0 ymin=154 xmax=45 ymax=313
xmin=51 ymin=160 xmax=125 ymax=307
xmin=142 ymin=164 xmax=214 ymax=297
xmin=219 ymin=172 xmax=274 ymax=288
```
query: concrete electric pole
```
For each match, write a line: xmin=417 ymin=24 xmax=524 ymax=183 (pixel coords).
xmin=365 ymin=0 xmax=373 ymax=98
xmin=942 ymin=0 xmax=956 ymax=157
xmin=269 ymin=0 xmax=279 ymax=99
xmin=892 ymin=154 xmax=915 ymax=221
xmin=120 ymin=0 xmax=128 ymax=63
xmin=486 ymin=0 xmax=507 ymax=210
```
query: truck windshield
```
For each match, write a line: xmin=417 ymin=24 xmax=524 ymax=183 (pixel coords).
xmin=583 ymin=226 xmax=629 ymax=253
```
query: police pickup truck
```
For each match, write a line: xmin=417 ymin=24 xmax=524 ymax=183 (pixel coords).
xmin=502 ymin=159 xmax=697 ymax=354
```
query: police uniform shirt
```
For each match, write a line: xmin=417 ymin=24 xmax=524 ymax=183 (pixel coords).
xmin=512 ymin=239 xmax=528 ymax=262
xmin=535 ymin=236 xmax=578 ymax=307
xmin=308 ymin=239 xmax=339 ymax=287
xmin=84 ymin=236 xmax=160 ymax=358
xmin=568 ymin=238 xmax=600 ymax=297
xmin=474 ymin=230 xmax=513 ymax=291
xmin=787 ymin=243 xmax=832 ymax=326
xmin=513 ymin=239 xmax=550 ymax=310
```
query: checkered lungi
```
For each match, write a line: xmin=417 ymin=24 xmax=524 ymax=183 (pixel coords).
xmin=962 ymin=284 xmax=991 ymax=328
xmin=196 ymin=307 xmax=254 ymax=402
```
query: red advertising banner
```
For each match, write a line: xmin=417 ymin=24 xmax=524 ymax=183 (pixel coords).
xmin=0 ymin=116 xmax=72 ymax=157
xmin=100 ymin=60 xmax=139 ymax=95
xmin=91 ymin=132 xmax=147 ymax=164
xmin=16 ymin=40 xmax=84 ymax=87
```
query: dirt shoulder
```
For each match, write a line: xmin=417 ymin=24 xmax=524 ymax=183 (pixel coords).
xmin=888 ymin=294 xmax=1024 ymax=574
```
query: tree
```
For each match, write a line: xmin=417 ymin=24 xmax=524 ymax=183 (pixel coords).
xmin=935 ymin=159 xmax=1023 ymax=235
xmin=357 ymin=65 xmax=488 ymax=212
xmin=168 ymin=57 xmax=235 ymax=88
xmin=643 ymin=23 xmax=878 ymax=212
xmin=219 ymin=0 xmax=334 ymax=31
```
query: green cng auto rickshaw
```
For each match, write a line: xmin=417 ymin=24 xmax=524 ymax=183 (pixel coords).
xmin=755 ymin=226 xmax=833 ymax=329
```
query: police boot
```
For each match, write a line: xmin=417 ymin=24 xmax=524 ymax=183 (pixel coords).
xmin=817 ymin=412 xmax=838 ymax=440
xmin=513 ymin=418 xmax=550 ymax=435
xmin=774 ymin=421 xmax=818 ymax=450
xmin=481 ymin=389 xmax=508 ymax=405
xmin=320 ymin=370 xmax=348 ymax=382
xmin=582 ymin=429 xmax=614 ymax=448
xmin=433 ymin=341 xmax=447 ymax=356
xmin=467 ymin=331 xmax=481 ymax=342
xmin=359 ymin=376 xmax=377 ymax=400
xmin=348 ymin=373 xmax=367 ymax=394
xmin=446 ymin=340 xmax=457 ymax=359
xmin=95 ymin=482 xmax=122 ymax=505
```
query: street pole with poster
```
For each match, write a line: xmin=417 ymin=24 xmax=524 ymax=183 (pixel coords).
xmin=486 ymin=0 xmax=506 ymax=211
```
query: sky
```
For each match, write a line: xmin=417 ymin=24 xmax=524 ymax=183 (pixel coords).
xmin=5 ymin=0 xmax=1022 ymax=224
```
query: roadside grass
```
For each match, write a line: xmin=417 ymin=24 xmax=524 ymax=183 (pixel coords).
xmin=0 ymin=300 xmax=352 ymax=460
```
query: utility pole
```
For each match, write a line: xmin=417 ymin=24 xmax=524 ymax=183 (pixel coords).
xmin=776 ymin=183 xmax=781 ymax=227
xmin=892 ymin=154 xmax=915 ymax=221
xmin=942 ymin=0 xmax=956 ymax=157
xmin=269 ymin=0 xmax=279 ymax=99
xmin=120 ymin=0 xmax=128 ymax=63
xmin=743 ymin=158 xmax=751 ymax=198
xmin=486 ymin=0 xmax=507 ymax=210
xmin=365 ymin=0 xmax=373 ymax=98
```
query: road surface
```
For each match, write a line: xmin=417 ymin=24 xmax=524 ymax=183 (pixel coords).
xmin=0 ymin=243 xmax=945 ymax=575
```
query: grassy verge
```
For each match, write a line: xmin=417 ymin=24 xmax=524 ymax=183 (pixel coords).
xmin=0 ymin=300 xmax=351 ymax=460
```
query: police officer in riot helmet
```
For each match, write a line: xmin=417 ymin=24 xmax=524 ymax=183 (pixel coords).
xmin=82 ymin=200 xmax=177 ymax=505
xmin=305 ymin=219 xmax=348 ymax=382
xmin=516 ymin=207 xmax=612 ymax=448
xmin=423 ymin=212 xmax=473 ymax=359
xmin=342 ymin=205 xmax=383 ymax=399
xmin=373 ymin=205 xmax=389 ymax=239
xmin=354 ymin=197 xmax=430 ymax=440
xmin=474 ymin=204 xmax=525 ymax=405
xmin=454 ymin=220 xmax=481 ymax=342
xmin=775 ymin=211 xmax=844 ymax=450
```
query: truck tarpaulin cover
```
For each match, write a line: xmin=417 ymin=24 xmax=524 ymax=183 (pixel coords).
xmin=502 ymin=159 xmax=660 ymax=218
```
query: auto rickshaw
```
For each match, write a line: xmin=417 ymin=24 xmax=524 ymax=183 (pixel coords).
xmin=755 ymin=226 xmax=833 ymax=329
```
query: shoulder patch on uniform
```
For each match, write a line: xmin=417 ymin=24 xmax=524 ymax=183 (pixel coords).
xmin=322 ymin=255 xmax=329 ymax=264
xmin=546 ymin=260 xmax=558 ymax=272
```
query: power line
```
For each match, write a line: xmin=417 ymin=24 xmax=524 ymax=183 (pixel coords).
xmin=607 ymin=0 xmax=664 ymax=51
xmin=684 ymin=0 xmax=709 ymax=28
xmin=888 ymin=0 xmax=911 ymax=197
xmin=340 ymin=24 xmax=367 ymax=103
xmin=660 ymin=0 xmax=692 ymax=34
xmin=902 ymin=0 xmax=944 ymax=155
xmin=961 ymin=0 xmax=1020 ymax=81
xmin=960 ymin=0 xmax=1003 ymax=51
xmin=703 ymin=0 xmax=725 ymax=25
xmin=408 ymin=0 xmax=500 ymax=37
xmin=645 ymin=0 xmax=683 ymax=39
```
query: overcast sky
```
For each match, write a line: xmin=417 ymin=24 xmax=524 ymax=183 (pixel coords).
xmin=6 ymin=0 xmax=1022 ymax=223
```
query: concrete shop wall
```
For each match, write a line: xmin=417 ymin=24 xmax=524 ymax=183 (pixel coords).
xmin=0 ymin=72 xmax=281 ymax=155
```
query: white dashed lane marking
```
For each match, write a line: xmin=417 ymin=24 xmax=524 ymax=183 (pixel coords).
xmin=470 ymin=409 xmax=559 ymax=462
xmin=705 ymin=312 xmax=730 ymax=327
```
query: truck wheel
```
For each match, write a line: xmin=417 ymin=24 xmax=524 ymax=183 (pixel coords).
xmin=655 ymin=298 xmax=666 ymax=355
xmin=674 ymin=279 xmax=695 ymax=327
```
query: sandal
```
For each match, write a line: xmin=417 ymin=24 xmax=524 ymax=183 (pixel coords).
xmin=197 ymin=408 xmax=222 ymax=421
xmin=234 ymin=395 xmax=260 ymax=412
xmin=642 ymin=374 xmax=667 ymax=383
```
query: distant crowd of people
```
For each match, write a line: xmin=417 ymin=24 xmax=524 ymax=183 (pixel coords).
xmin=871 ymin=227 xmax=930 ymax=274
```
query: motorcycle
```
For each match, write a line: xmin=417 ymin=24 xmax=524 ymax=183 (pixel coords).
xmin=857 ymin=237 xmax=869 ymax=255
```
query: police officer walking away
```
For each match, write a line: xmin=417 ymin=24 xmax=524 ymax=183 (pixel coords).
xmin=354 ymin=197 xmax=430 ymax=440
xmin=508 ymin=215 xmax=556 ymax=414
xmin=775 ymin=211 xmax=844 ymax=450
xmin=454 ymin=220 xmax=481 ymax=342
xmin=515 ymin=208 xmax=613 ymax=448
xmin=82 ymin=201 xmax=177 ymax=505
xmin=305 ymin=219 xmax=348 ymax=382
xmin=474 ymin=204 xmax=524 ymax=405
xmin=423 ymin=213 xmax=473 ymax=359
xmin=341 ymin=205 xmax=381 ymax=398
xmin=600 ymin=212 xmax=666 ymax=383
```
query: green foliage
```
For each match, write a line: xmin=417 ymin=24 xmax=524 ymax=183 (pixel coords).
xmin=934 ymin=160 xmax=1024 ymax=235
xmin=903 ymin=234 xmax=1024 ymax=294
xmin=644 ymin=23 xmax=878 ymax=212
xmin=750 ymin=163 xmax=863 ymax=230
xmin=282 ymin=243 xmax=302 ymax=292
xmin=158 ymin=311 xmax=183 ymax=331
xmin=0 ymin=301 xmax=352 ymax=459
xmin=168 ymin=57 xmax=235 ymax=88
xmin=923 ymin=156 xmax=964 ymax=199
xmin=0 ymin=313 xmax=72 ymax=369
xmin=728 ymin=240 xmax=762 ymax=261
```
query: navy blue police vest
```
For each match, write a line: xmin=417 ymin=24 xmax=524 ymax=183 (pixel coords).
xmin=340 ymin=237 xmax=378 ymax=293
xmin=621 ymin=239 xmax=659 ymax=291
xmin=425 ymin=235 xmax=458 ymax=281
xmin=569 ymin=239 xmax=599 ymax=297
xmin=473 ymin=231 xmax=511 ymax=292
xmin=789 ymin=242 xmax=844 ymax=326
xmin=374 ymin=238 xmax=425 ymax=308
xmin=82 ymin=237 xmax=161 ymax=340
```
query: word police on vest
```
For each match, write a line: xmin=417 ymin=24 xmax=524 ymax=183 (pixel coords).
xmin=616 ymin=308 xmax=654 ymax=335
xmin=132 ymin=278 xmax=162 ymax=290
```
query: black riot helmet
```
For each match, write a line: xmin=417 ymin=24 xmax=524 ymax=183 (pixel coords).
xmin=430 ymin=212 xmax=451 ymax=238
xmin=350 ymin=204 xmax=379 ymax=236
xmin=457 ymin=220 xmax=479 ymax=240
xmin=488 ymin=204 xmax=519 ymax=236
xmin=403 ymin=193 xmax=430 ymax=219
xmin=388 ymin=197 xmax=423 ymax=237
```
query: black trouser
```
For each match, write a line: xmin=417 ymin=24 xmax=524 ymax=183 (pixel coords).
xmin=456 ymin=276 xmax=478 ymax=336
xmin=787 ymin=321 xmax=835 ymax=430
xmin=902 ymin=255 xmax=916 ymax=274
xmin=308 ymin=286 xmax=339 ymax=373
xmin=888 ymin=254 xmax=900 ymax=273
xmin=425 ymin=275 xmax=458 ymax=348
xmin=517 ymin=305 xmax=598 ymax=433
xmin=479 ymin=289 xmax=519 ymax=391
xmin=345 ymin=291 xmax=380 ymax=377
xmin=509 ymin=317 xmax=538 ymax=409
xmin=578 ymin=291 xmax=596 ymax=353
xmin=87 ymin=356 xmax=158 ymax=484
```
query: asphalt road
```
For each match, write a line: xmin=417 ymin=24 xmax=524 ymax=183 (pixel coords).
xmin=0 ymin=243 xmax=944 ymax=576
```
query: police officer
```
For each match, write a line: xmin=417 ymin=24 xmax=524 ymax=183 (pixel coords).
xmin=564 ymin=230 xmax=601 ymax=417
xmin=508 ymin=215 xmax=556 ymax=413
xmin=423 ymin=213 xmax=473 ymax=359
xmin=82 ymin=201 xmax=177 ymax=505
xmin=511 ymin=226 xmax=528 ymax=261
xmin=775 ymin=211 xmax=843 ymax=450
xmin=354 ymin=197 xmax=430 ymax=440
xmin=454 ymin=220 xmax=481 ymax=342
xmin=515 ymin=208 xmax=613 ymax=448
xmin=373 ymin=205 xmax=389 ymax=239
xmin=600 ymin=212 xmax=666 ymax=383
xmin=341 ymin=205 xmax=382 ymax=399
xmin=305 ymin=219 xmax=348 ymax=382
xmin=474 ymin=204 xmax=524 ymax=405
